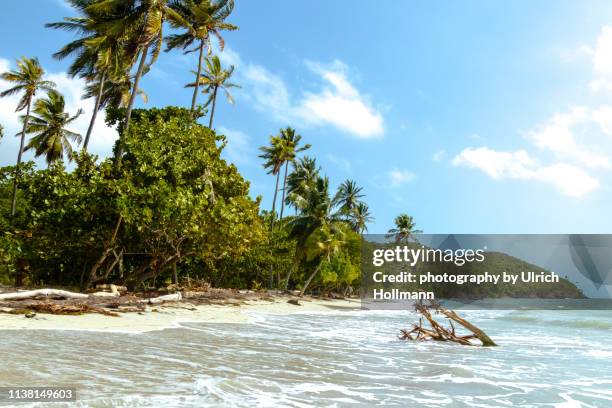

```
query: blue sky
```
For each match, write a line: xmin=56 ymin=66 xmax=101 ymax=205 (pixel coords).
xmin=2 ymin=0 xmax=612 ymax=234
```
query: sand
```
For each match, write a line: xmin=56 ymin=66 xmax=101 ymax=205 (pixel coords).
xmin=0 ymin=297 xmax=360 ymax=333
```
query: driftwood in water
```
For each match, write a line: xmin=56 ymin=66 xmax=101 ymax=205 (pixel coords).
xmin=400 ymin=301 xmax=497 ymax=347
xmin=0 ymin=289 xmax=89 ymax=301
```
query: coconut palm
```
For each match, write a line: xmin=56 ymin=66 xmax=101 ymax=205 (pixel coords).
xmin=85 ymin=0 xmax=187 ymax=162
xmin=166 ymin=0 xmax=238 ymax=113
xmin=285 ymin=176 xmax=343 ymax=292
xmin=299 ymin=222 xmax=346 ymax=296
xmin=350 ymin=202 xmax=373 ymax=234
xmin=83 ymin=69 xmax=147 ymax=112
xmin=23 ymin=90 xmax=83 ymax=165
xmin=277 ymin=127 xmax=310 ymax=219
xmin=259 ymin=135 xmax=284 ymax=230
xmin=186 ymin=55 xmax=239 ymax=128
xmin=0 ymin=56 xmax=56 ymax=216
xmin=386 ymin=214 xmax=422 ymax=244
xmin=333 ymin=179 xmax=364 ymax=215
xmin=46 ymin=0 xmax=134 ymax=151
xmin=285 ymin=156 xmax=320 ymax=212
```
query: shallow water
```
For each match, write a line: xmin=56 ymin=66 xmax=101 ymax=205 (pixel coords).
xmin=1 ymin=308 xmax=611 ymax=407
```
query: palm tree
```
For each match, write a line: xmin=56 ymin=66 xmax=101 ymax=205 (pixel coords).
xmin=386 ymin=214 xmax=422 ymax=244
xmin=299 ymin=223 xmax=345 ymax=296
xmin=166 ymin=0 xmax=238 ymax=113
xmin=86 ymin=0 xmax=186 ymax=161
xmin=83 ymin=69 xmax=147 ymax=111
xmin=186 ymin=55 xmax=239 ymax=128
xmin=277 ymin=127 xmax=310 ymax=219
xmin=285 ymin=176 xmax=342 ymax=292
xmin=333 ymin=179 xmax=364 ymax=215
xmin=285 ymin=156 xmax=320 ymax=212
xmin=259 ymin=135 xmax=284 ymax=230
xmin=46 ymin=0 xmax=133 ymax=151
xmin=350 ymin=202 xmax=373 ymax=234
xmin=24 ymin=90 xmax=83 ymax=165
xmin=0 ymin=57 xmax=55 ymax=216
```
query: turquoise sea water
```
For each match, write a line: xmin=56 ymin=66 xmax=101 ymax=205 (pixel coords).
xmin=1 ymin=307 xmax=611 ymax=407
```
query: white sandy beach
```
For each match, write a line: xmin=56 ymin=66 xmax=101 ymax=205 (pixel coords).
xmin=0 ymin=297 xmax=360 ymax=333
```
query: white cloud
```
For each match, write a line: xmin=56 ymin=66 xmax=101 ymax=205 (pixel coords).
xmin=219 ymin=49 xmax=384 ymax=139
xmin=217 ymin=126 xmax=252 ymax=165
xmin=524 ymin=106 xmax=612 ymax=169
xmin=452 ymin=147 xmax=599 ymax=198
xmin=589 ymin=26 xmax=612 ymax=92
xmin=0 ymin=57 xmax=117 ymax=166
xmin=296 ymin=61 xmax=384 ymax=138
xmin=593 ymin=26 xmax=612 ymax=75
xmin=388 ymin=169 xmax=416 ymax=186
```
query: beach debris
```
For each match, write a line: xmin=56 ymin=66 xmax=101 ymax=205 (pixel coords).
xmin=287 ymin=299 xmax=301 ymax=306
xmin=0 ymin=289 xmax=89 ymax=301
xmin=95 ymin=284 xmax=127 ymax=293
xmin=91 ymin=284 xmax=121 ymax=297
xmin=400 ymin=300 xmax=497 ymax=347
xmin=25 ymin=312 xmax=36 ymax=318
xmin=138 ymin=292 xmax=182 ymax=305
xmin=17 ymin=302 xmax=119 ymax=316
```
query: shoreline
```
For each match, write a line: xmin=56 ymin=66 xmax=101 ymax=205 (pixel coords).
xmin=0 ymin=296 xmax=361 ymax=333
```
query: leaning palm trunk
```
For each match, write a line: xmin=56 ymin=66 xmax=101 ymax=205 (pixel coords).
xmin=299 ymin=259 xmax=324 ymax=296
xmin=10 ymin=99 xmax=32 ymax=216
xmin=208 ymin=85 xmax=218 ymax=128
xmin=268 ymin=171 xmax=281 ymax=289
xmin=270 ymin=171 xmax=280 ymax=230
xmin=284 ymin=258 xmax=298 ymax=290
xmin=83 ymin=71 xmax=105 ymax=152
xmin=190 ymin=41 xmax=205 ymax=114
xmin=116 ymin=45 xmax=149 ymax=162
xmin=280 ymin=161 xmax=289 ymax=219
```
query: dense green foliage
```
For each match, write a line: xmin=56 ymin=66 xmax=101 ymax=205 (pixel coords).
xmin=0 ymin=106 xmax=365 ymax=294
xmin=0 ymin=107 xmax=266 ymax=290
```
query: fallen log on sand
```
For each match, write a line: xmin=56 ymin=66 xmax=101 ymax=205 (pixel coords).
xmin=137 ymin=292 xmax=182 ymax=305
xmin=0 ymin=289 xmax=89 ymax=301
xmin=24 ymin=302 xmax=119 ymax=316
xmin=400 ymin=300 xmax=497 ymax=347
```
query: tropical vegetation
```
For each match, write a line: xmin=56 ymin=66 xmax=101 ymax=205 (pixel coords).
xmin=0 ymin=0 xmax=376 ymax=295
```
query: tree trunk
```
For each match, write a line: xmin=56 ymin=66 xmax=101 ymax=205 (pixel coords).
xmin=83 ymin=71 xmax=106 ymax=152
xmin=439 ymin=308 xmax=498 ymax=347
xmin=137 ymin=292 xmax=182 ymax=304
xmin=208 ymin=86 xmax=218 ymax=129
xmin=173 ymin=263 xmax=178 ymax=285
xmin=0 ymin=289 xmax=89 ymax=301
xmin=10 ymin=98 xmax=31 ymax=217
xmin=268 ymin=171 xmax=282 ymax=289
xmin=270 ymin=171 xmax=280 ymax=231
xmin=280 ymin=161 xmax=289 ymax=219
xmin=299 ymin=259 xmax=324 ymax=297
xmin=115 ymin=45 xmax=149 ymax=162
xmin=284 ymin=259 xmax=298 ymax=290
xmin=190 ymin=41 xmax=205 ymax=114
